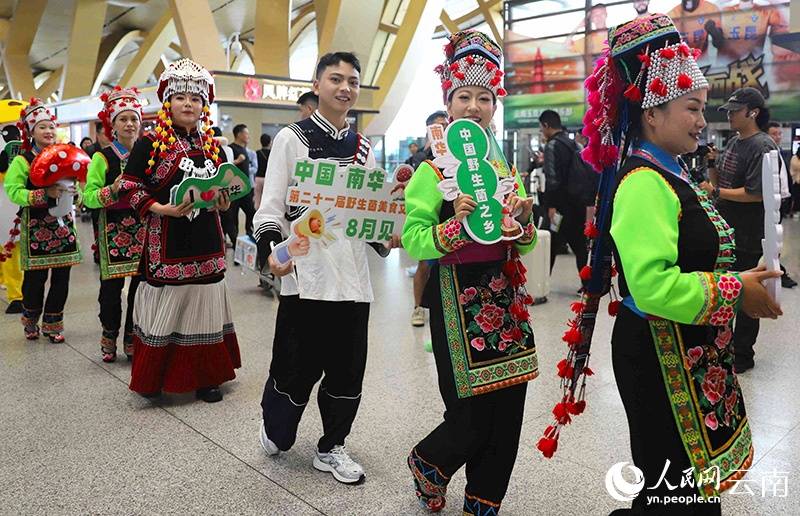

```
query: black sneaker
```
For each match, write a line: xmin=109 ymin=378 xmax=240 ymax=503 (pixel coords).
xmin=734 ymin=360 xmax=754 ymax=374
xmin=196 ymin=386 xmax=223 ymax=403
xmin=781 ymin=273 xmax=798 ymax=289
xmin=5 ymin=300 xmax=23 ymax=314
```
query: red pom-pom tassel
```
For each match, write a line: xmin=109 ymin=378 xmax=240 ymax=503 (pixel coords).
xmin=624 ymin=84 xmax=642 ymax=102
xmin=579 ymin=265 xmax=593 ymax=281
xmin=563 ymin=327 xmax=582 ymax=346
xmin=608 ymin=300 xmax=621 ymax=317
xmin=584 ymin=221 xmax=599 ymax=239
xmin=677 ymin=73 xmax=693 ymax=90
xmin=537 ymin=436 xmax=558 ymax=458
xmin=659 ymin=48 xmax=676 ymax=60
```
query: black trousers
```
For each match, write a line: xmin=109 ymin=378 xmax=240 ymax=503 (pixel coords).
xmin=98 ymin=275 xmax=141 ymax=339
xmin=414 ymin=289 xmax=527 ymax=508
xmin=731 ymin=250 xmax=761 ymax=366
xmin=223 ymin=190 xmax=256 ymax=243
xmin=550 ymin=204 xmax=589 ymax=276
xmin=612 ymin=307 xmax=721 ymax=515
xmin=21 ymin=267 xmax=72 ymax=331
xmin=260 ymin=295 xmax=369 ymax=453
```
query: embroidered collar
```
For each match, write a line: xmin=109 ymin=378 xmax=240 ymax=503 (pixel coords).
xmin=632 ymin=141 xmax=689 ymax=181
xmin=111 ymin=140 xmax=131 ymax=161
xmin=312 ymin=110 xmax=349 ymax=140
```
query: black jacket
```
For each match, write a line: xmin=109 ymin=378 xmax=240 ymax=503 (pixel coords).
xmin=542 ymin=130 xmax=574 ymax=210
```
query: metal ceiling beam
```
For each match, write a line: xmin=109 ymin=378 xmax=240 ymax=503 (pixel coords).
xmin=119 ymin=11 xmax=176 ymax=88
xmin=254 ymin=0 xmax=290 ymax=75
xmin=168 ymin=0 xmax=226 ymax=71
xmin=1 ymin=0 xmax=48 ymax=99
xmin=60 ymin=0 xmax=109 ymax=99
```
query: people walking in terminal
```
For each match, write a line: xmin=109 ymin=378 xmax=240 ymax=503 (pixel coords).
xmin=582 ymin=14 xmax=783 ymax=514
xmin=83 ymin=87 xmax=145 ymax=362
xmin=4 ymin=100 xmax=82 ymax=343
xmin=118 ymin=58 xmax=240 ymax=403
xmin=402 ymin=30 xmax=538 ymax=515
xmin=709 ymin=87 xmax=782 ymax=373
xmin=254 ymin=51 xmax=398 ymax=485
xmin=539 ymin=109 xmax=596 ymax=284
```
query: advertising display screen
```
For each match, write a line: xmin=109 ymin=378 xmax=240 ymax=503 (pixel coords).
xmin=505 ymin=0 xmax=799 ymax=128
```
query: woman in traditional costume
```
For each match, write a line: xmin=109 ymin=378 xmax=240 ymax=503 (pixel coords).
xmin=4 ymin=99 xmax=82 ymax=343
xmin=118 ymin=59 xmax=240 ymax=403
xmin=537 ymin=14 xmax=782 ymax=514
xmin=84 ymin=87 xmax=145 ymax=362
xmin=401 ymin=30 xmax=538 ymax=515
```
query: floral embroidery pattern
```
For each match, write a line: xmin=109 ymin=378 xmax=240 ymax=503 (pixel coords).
xmin=434 ymin=217 xmax=469 ymax=254
xmin=97 ymin=185 xmax=116 ymax=207
xmin=459 ymin=270 xmax=534 ymax=355
xmin=145 ymin=213 xmax=225 ymax=282
xmin=693 ymin=272 xmax=742 ymax=326
xmin=28 ymin=214 xmax=77 ymax=254
xmin=27 ymin=188 xmax=48 ymax=207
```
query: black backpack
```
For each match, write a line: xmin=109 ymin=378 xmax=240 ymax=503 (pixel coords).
xmin=554 ymin=135 xmax=599 ymax=207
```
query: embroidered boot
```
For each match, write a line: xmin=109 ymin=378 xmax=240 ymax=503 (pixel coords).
xmin=101 ymin=330 xmax=117 ymax=363
xmin=463 ymin=492 xmax=501 ymax=516
xmin=21 ymin=309 xmax=41 ymax=340
xmin=123 ymin=332 xmax=134 ymax=361
xmin=408 ymin=449 xmax=448 ymax=512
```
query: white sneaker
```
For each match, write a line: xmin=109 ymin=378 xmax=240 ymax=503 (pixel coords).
xmin=259 ymin=421 xmax=279 ymax=456
xmin=313 ymin=445 xmax=365 ymax=484
xmin=411 ymin=306 xmax=425 ymax=327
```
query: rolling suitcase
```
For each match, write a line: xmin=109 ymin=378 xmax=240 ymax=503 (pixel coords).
xmin=523 ymin=229 xmax=551 ymax=304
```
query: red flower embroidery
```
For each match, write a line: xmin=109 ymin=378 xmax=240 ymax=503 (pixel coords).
xmin=459 ymin=286 xmax=478 ymax=305
xmin=121 ymin=216 xmax=136 ymax=227
xmin=470 ymin=337 xmax=486 ymax=351
xmin=110 ymin=248 xmax=119 ymax=256
xmin=704 ymin=412 xmax=719 ymax=431
xmin=709 ymin=305 xmax=735 ymax=326
xmin=163 ymin=265 xmax=181 ymax=279
xmin=489 ymin=275 xmax=508 ymax=292
xmin=113 ymin=232 xmax=133 ymax=248
xmin=714 ymin=327 xmax=732 ymax=350
xmin=55 ymin=226 xmax=70 ymax=238
xmin=498 ymin=340 xmax=508 ymax=352
xmin=724 ymin=389 xmax=738 ymax=415
xmin=148 ymin=233 xmax=160 ymax=246
xmin=135 ymin=227 xmax=146 ymax=244
xmin=474 ymin=303 xmax=505 ymax=333
xmin=686 ymin=346 xmax=704 ymax=367
xmin=215 ymin=257 xmax=226 ymax=270
xmin=199 ymin=260 xmax=214 ymax=275
xmin=717 ymin=275 xmax=742 ymax=301
xmin=130 ymin=244 xmax=143 ymax=254
xmin=701 ymin=365 xmax=727 ymax=405
xmin=34 ymin=228 xmax=53 ymax=241
xmin=182 ymin=264 xmax=198 ymax=277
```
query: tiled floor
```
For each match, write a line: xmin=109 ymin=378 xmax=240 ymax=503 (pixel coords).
xmin=2 ymin=217 xmax=798 ymax=515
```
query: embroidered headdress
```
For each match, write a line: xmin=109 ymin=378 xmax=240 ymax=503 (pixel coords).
xmin=145 ymin=59 xmax=219 ymax=175
xmin=157 ymin=58 xmax=215 ymax=105
xmin=435 ymin=30 xmax=506 ymax=104
xmin=537 ymin=14 xmax=710 ymax=459
xmin=97 ymin=86 xmax=142 ymax=142
xmin=17 ymin=98 xmax=56 ymax=152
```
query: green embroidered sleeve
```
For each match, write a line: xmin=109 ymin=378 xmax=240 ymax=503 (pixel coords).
xmin=401 ymin=162 xmax=471 ymax=260
xmin=611 ymin=168 xmax=743 ymax=326
xmin=3 ymin=155 xmax=47 ymax=208
xmin=84 ymin=153 xmax=115 ymax=209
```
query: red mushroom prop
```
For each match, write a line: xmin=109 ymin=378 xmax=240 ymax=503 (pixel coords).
xmin=30 ymin=144 xmax=91 ymax=186
xmin=29 ymin=144 xmax=91 ymax=219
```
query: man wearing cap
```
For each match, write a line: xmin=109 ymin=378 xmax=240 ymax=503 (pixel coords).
xmin=709 ymin=87 xmax=779 ymax=373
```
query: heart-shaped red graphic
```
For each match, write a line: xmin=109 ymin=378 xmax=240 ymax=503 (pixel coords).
xmin=200 ymin=190 xmax=215 ymax=202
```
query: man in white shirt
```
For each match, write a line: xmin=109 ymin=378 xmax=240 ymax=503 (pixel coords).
xmin=254 ymin=52 xmax=398 ymax=484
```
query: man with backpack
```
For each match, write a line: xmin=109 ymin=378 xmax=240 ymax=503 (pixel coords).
xmin=539 ymin=110 xmax=597 ymax=285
